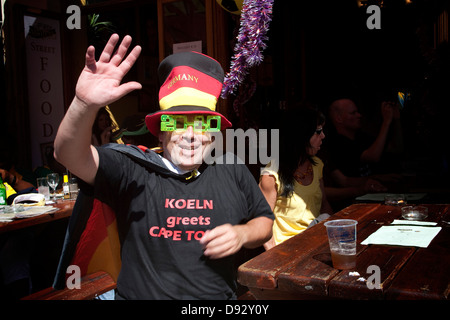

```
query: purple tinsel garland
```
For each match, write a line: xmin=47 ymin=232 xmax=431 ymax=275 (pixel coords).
xmin=221 ymin=0 xmax=274 ymax=98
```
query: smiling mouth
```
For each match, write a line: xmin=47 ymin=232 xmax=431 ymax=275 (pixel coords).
xmin=178 ymin=144 xmax=204 ymax=157
xmin=179 ymin=144 xmax=199 ymax=151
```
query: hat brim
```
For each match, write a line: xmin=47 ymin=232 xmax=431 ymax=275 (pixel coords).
xmin=145 ymin=105 xmax=232 ymax=136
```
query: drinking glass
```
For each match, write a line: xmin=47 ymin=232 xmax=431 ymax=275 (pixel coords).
xmin=47 ymin=173 xmax=60 ymax=200
xmin=324 ymin=219 xmax=358 ymax=269
xmin=36 ymin=177 xmax=50 ymax=201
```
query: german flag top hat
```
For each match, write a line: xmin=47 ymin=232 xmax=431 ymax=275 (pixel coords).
xmin=145 ymin=51 xmax=232 ymax=136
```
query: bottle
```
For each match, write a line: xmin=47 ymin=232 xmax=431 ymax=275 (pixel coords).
xmin=63 ymin=174 xmax=70 ymax=199
xmin=4 ymin=182 xmax=17 ymax=199
xmin=0 ymin=177 xmax=6 ymax=205
xmin=69 ymin=177 xmax=79 ymax=200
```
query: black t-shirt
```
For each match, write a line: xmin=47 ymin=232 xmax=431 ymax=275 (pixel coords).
xmin=89 ymin=145 xmax=273 ymax=300
xmin=325 ymin=132 xmax=373 ymax=177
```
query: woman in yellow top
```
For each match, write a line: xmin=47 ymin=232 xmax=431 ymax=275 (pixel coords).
xmin=260 ymin=106 xmax=333 ymax=250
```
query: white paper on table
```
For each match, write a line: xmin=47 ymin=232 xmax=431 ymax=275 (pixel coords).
xmin=390 ymin=220 xmax=437 ymax=226
xmin=0 ymin=213 xmax=15 ymax=222
xmin=14 ymin=206 xmax=59 ymax=218
xmin=361 ymin=224 xmax=442 ymax=248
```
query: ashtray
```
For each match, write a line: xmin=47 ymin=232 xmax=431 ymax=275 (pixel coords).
xmin=384 ymin=194 xmax=406 ymax=205
xmin=401 ymin=206 xmax=428 ymax=221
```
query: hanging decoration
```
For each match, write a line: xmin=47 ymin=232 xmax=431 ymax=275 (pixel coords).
xmin=221 ymin=0 xmax=274 ymax=98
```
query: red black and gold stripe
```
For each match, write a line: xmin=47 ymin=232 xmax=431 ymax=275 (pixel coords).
xmin=145 ymin=51 xmax=232 ymax=136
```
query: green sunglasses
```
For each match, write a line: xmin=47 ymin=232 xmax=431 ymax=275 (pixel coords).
xmin=160 ymin=114 xmax=221 ymax=132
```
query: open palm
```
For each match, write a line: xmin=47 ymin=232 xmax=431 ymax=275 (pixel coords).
xmin=76 ymin=34 xmax=142 ymax=108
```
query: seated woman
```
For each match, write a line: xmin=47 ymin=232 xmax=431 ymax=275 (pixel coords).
xmin=0 ymin=168 xmax=36 ymax=204
xmin=260 ymin=105 xmax=333 ymax=250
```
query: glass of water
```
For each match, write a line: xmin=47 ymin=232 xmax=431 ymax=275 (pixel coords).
xmin=47 ymin=173 xmax=60 ymax=200
xmin=36 ymin=177 xmax=50 ymax=201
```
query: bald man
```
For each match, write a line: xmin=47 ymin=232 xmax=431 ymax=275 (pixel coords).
xmin=328 ymin=98 xmax=401 ymax=168
xmin=320 ymin=98 xmax=403 ymax=210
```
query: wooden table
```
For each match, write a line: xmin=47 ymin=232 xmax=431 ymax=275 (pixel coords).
xmin=238 ymin=203 xmax=450 ymax=300
xmin=0 ymin=199 xmax=75 ymax=234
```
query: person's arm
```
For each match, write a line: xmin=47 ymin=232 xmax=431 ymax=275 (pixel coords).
xmin=325 ymin=180 xmax=387 ymax=202
xmin=330 ymin=168 xmax=386 ymax=189
xmin=325 ymin=169 xmax=387 ymax=202
xmin=325 ymin=185 xmax=366 ymax=202
xmin=259 ymin=174 xmax=278 ymax=250
xmin=54 ymin=34 xmax=141 ymax=185
xmin=199 ymin=216 xmax=273 ymax=259
xmin=0 ymin=169 xmax=34 ymax=191
xmin=325 ymin=168 xmax=366 ymax=201
xmin=259 ymin=174 xmax=277 ymax=210
xmin=360 ymin=101 xmax=394 ymax=163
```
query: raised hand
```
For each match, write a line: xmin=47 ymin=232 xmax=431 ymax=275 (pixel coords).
xmin=380 ymin=101 xmax=396 ymax=125
xmin=75 ymin=34 xmax=142 ymax=108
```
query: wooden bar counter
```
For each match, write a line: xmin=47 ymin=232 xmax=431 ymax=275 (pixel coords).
xmin=238 ymin=203 xmax=450 ymax=300
xmin=0 ymin=199 xmax=75 ymax=234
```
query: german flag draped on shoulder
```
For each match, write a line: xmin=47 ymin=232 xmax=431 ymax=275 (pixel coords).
xmin=52 ymin=144 xmax=169 ymax=289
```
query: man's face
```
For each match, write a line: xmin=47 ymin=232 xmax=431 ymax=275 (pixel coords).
xmin=159 ymin=114 xmax=214 ymax=171
xmin=338 ymin=100 xmax=362 ymax=131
